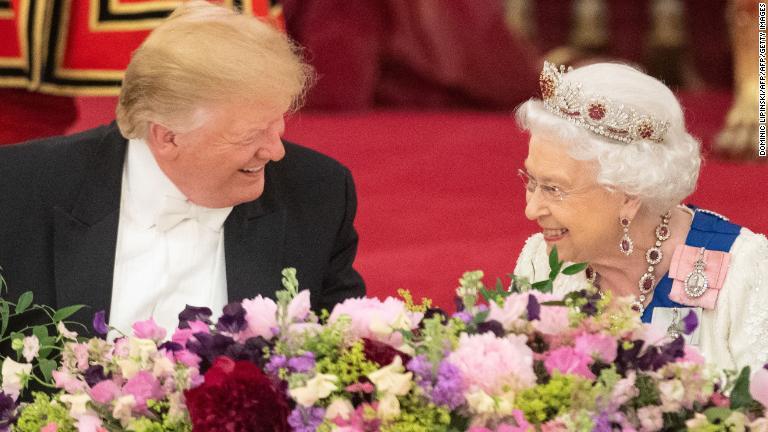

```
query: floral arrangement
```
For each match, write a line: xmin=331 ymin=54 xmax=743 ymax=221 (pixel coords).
xmin=1 ymin=251 xmax=768 ymax=432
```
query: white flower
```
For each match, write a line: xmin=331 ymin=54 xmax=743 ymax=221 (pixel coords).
xmin=60 ymin=393 xmax=92 ymax=418
xmin=128 ymin=337 xmax=158 ymax=363
xmin=117 ymin=358 xmax=140 ymax=380
xmin=22 ymin=335 xmax=40 ymax=362
xmin=289 ymin=373 xmax=338 ymax=407
xmin=466 ymin=389 xmax=496 ymax=415
xmin=369 ymin=318 xmax=393 ymax=339
xmin=1 ymin=358 xmax=33 ymax=400
xmin=367 ymin=356 xmax=413 ymax=396
xmin=57 ymin=321 xmax=79 ymax=340
xmin=658 ymin=379 xmax=685 ymax=412
xmin=112 ymin=394 xmax=136 ymax=426
xmin=152 ymin=355 xmax=175 ymax=378
xmin=325 ymin=397 xmax=354 ymax=421
xmin=376 ymin=393 xmax=401 ymax=421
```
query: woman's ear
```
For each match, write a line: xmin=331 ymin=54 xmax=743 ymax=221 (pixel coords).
xmin=619 ymin=194 xmax=643 ymax=221
xmin=146 ymin=122 xmax=180 ymax=161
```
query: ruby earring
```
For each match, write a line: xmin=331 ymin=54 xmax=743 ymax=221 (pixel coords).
xmin=619 ymin=217 xmax=634 ymax=256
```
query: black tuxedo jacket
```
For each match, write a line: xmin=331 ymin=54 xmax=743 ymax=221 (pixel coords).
xmin=0 ymin=123 xmax=365 ymax=329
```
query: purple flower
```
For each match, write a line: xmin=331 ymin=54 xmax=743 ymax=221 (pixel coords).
xmin=287 ymin=406 xmax=325 ymax=432
xmin=186 ymin=332 xmax=237 ymax=372
xmin=452 ymin=311 xmax=473 ymax=324
xmin=83 ymin=365 xmax=111 ymax=387
xmin=288 ymin=352 xmax=316 ymax=373
xmin=683 ymin=310 xmax=699 ymax=334
xmin=92 ymin=310 xmax=108 ymax=336
xmin=431 ymin=360 xmax=465 ymax=409
xmin=266 ymin=355 xmax=288 ymax=375
xmin=216 ymin=302 xmax=247 ymax=334
xmin=526 ymin=294 xmax=540 ymax=320
xmin=0 ymin=392 xmax=18 ymax=432
xmin=406 ymin=355 xmax=433 ymax=384
xmin=592 ymin=411 xmax=613 ymax=432
xmin=178 ymin=305 xmax=213 ymax=328
xmin=476 ymin=320 xmax=505 ymax=337
xmin=158 ymin=341 xmax=184 ymax=352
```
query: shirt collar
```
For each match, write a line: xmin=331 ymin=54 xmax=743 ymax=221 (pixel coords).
xmin=122 ymin=139 xmax=233 ymax=231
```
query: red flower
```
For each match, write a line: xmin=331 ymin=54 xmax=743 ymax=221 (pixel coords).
xmin=185 ymin=356 xmax=290 ymax=432
xmin=363 ymin=338 xmax=411 ymax=367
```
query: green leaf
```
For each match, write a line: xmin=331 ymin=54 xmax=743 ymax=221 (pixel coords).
xmin=562 ymin=262 xmax=588 ymax=275
xmin=548 ymin=246 xmax=559 ymax=273
xmin=32 ymin=325 xmax=49 ymax=342
xmin=730 ymin=366 xmax=755 ymax=410
xmin=473 ymin=310 xmax=490 ymax=324
xmin=15 ymin=291 xmax=33 ymax=314
xmin=38 ymin=358 xmax=57 ymax=383
xmin=53 ymin=305 xmax=84 ymax=322
xmin=0 ymin=301 xmax=9 ymax=338
xmin=703 ymin=407 xmax=734 ymax=424
xmin=531 ymin=280 xmax=552 ymax=294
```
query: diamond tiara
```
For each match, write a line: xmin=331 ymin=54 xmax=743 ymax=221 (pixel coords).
xmin=538 ymin=61 xmax=669 ymax=144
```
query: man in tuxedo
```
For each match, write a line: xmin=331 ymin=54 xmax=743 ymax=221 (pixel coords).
xmin=0 ymin=1 xmax=365 ymax=333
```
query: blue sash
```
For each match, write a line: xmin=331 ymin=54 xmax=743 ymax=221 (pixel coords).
xmin=640 ymin=207 xmax=742 ymax=323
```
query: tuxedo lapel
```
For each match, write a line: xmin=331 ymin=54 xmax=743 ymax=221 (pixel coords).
xmin=53 ymin=125 xmax=126 ymax=319
xmin=224 ymin=167 xmax=287 ymax=303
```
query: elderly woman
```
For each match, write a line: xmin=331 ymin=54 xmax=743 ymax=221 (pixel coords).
xmin=513 ymin=62 xmax=768 ymax=371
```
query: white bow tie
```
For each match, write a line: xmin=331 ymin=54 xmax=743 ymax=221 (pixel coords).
xmin=155 ymin=196 xmax=232 ymax=232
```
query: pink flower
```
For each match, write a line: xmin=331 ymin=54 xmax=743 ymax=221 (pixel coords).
xmin=544 ymin=346 xmax=595 ymax=379
xmin=52 ymin=370 xmax=86 ymax=393
xmin=540 ymin=419 xmax=569 ymax=432
xmin=171 ymin=328 xmax=195 ymax=346
xmin=574 ymin=333 xmax=617 ymax=363
xmin=680 ymin=346 xmax=705 ymax=365
xmin=132 ymin=318 xmax=167 ymax=341
xmin=90 ymin=380 xmax=122 ymax=404
xmin=447 ymin=333 xmax=535 ymax=395
xmin=329 ymin=297 xmax=422 ymax=347
xmin=611 ymin=372 xmax=639 ymax=405
xmin=488 ymin=293 xmax=528 ymax=331
xmin=637 ymin=406 xmax=663 ymax=432
xmin=73 ymin=343 xmax=90 ymax=371
xmin=468 ymin=428 xmax=493 ymax=432
xmin=187 ymin=320 xmax=211 ymax=335
xmin=241 ymin=295 xmax=278 ymax=340
xmin=288 ymin=290 xmax=312 ymax=322
xmin=75 ymin=415 xmax=105 ymax=432
xmin=530 ymin=293 xmax=570 ymax=335
xmin=40 ymin=423 xmax=58 ymax=432
xmin=750 ymin=367 xmax=768 ymax=408
xmin=174 ymin=350 xmax=201 ymax=368
xmin=497 ymin=410 xmax=533 ymax=431
xmin=122 ymin=371 xmax=164 ymax=411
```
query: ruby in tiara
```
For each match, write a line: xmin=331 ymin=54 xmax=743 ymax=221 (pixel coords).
xmin=538 ymin=61 xmax=670 ymax=145
xmin=587 ymin=103 xmax=606 ymax=120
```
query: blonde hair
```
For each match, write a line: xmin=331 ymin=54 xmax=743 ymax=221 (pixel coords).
xmin=516 ymin=62 xmax=701 ymax=214
xmin=116 ymin=0 xmax=314 ymax=139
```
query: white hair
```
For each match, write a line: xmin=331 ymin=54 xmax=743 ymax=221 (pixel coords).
xmin=516 ymin=62 xmax=701 ymax=214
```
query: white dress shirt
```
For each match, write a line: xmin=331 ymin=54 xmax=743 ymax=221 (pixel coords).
xmin=109 ymin=139 xmax=233 ymax=335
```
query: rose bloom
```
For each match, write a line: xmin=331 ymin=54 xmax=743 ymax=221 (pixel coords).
xmin=329 ymin=297 xmax=422 ymax=348
xmin=447 ymin=333 xmax=536 ymax=395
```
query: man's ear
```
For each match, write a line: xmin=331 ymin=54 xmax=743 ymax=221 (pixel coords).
xmin=146 ymin=122 xmax=179 ymax=161
xmin=619 ymin=194 xmax=643 ymax=221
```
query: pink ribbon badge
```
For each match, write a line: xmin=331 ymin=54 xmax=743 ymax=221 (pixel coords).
xmin=668 ymin=245 xmax=731 ymax=309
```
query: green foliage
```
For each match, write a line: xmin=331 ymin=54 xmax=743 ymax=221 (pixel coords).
xmin=315 ymin=341 xmax=379 ymax=387
xmin=515 ymin=373 xmax=581 ymax=424
xmin=729 ymin=366 xmax=756 ymax=410
xmin=380 ymin=392 xmax=453 ymax=432
xmin=13 ymin=393 xmax=75 ymax=432
xmin=629 ymin=373 xmax=661 ymax=408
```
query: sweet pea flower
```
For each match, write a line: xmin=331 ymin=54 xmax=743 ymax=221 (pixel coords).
xmin=111 ymin=394 xmax=136 ymax=426
xmin=544 ymin=346 xmax=595 ymax=379
xmin=60 ymin=393 xmax=92 ymax=418
xmin=487 ymin=293 xmax=529 ymax=331
xmin=40 ymin=423 xmax=58 ymax=432
xmin=368 ymin=356 xmax=413 ymax=396
xmin=128 ymin=337 xmax=158 ymax=364
xmin=132 ymin=318 xmax=167 ymax=342
xmin=465 ymin=390 xmax=496 ymax=415
xmin=574 ymin=333 xmax=617 ymax=363
xmin=329 ymin=297 xmax=422 ymax=348
xmin=1 ymin=358 xmax=33 ymax=400
xmin=637 ymin=406 xmax=663 ymax=432
xmin=241 ymin=295 xmax=278 ymax=340
xmin=89 ymin=380 xmax=121 ymax=404
xmin=376 ymin=393 xmax=401 ymax=421
xmin=75 ymin=414 xmax=105 ymax=432
xmin=57 ymin=322 xmax=79 ymax=340
xmin=287 ymin=289 xmax=312 ymax=322
xmin=73 ymin=343 xmax=89 ymax=371
xmin=52 ymin=370 xmax=87 ymax=394
xmin=22 ymin=336 xmax=40 ymax=362
xmin=750 ymin=366 xmax=768 ymax=408
xmin=289 ymin=373 xmax=339 ymax=407
xmin=658 ymin=379 xmax=685 ymax=412
xmin=122 ymin=371 xmax=163 ymax=411
xmin=325 ymin=397 xmax=354 ymax=421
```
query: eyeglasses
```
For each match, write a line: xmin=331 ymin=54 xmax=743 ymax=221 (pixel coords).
xmin=517 ymin=168 xmax=593 ymax=202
